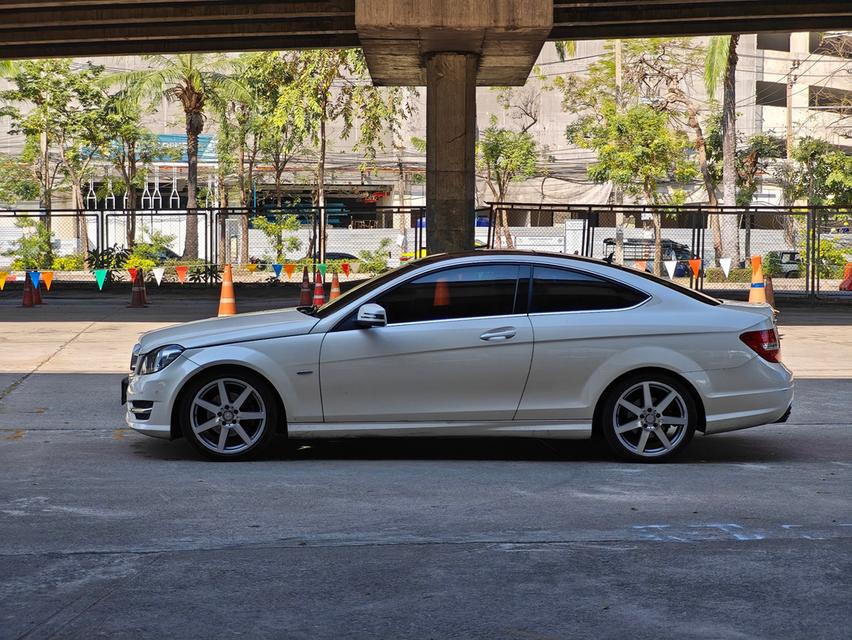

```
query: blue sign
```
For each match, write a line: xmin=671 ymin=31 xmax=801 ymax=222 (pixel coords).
xmin=156 ymin=134 xmax=217 ymax=163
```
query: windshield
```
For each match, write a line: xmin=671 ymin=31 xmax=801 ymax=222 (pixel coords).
xmin=299 ymin=260 xmax=428 ymax=318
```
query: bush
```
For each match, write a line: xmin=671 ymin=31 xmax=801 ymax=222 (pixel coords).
xmin=704 ymin=267 xmax=752 ymax=283
xmin=3 ymin=217 xmax=54 ymax=270
xmin=358 ymin=238 xmax=393 ymax=274
xmin=52 ymin=254 xmax=86 ymax=271
xmin=763 ymin=252 xmax=783 ymax=277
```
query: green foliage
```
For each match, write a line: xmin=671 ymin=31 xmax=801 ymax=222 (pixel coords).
xmin=477 ymin=117 xmax=539 ymax=201
xmin=782 ymin=137 xmax=852 ymax=206
xmin=87 ymin=245 xmax=130 ymax=285
xmin=2 ymin=217 xmax=54 ymax=269
xmin=52 ymin=253 xmax=85 ymax=271
xmin=189 ymin=264 xmax=221 ymax=284
xmin=0 ymin=154 xmax=39 ymax=204
xmin=358 ymin=238 xmax=393 ymax=274
xmin=704 ymin=267 xmax=753 ymax=283
xmin=807 ymin=237 xmax=849 ymax=277
xmin=763 ymin=251 xmax=784 ymax=277
xmin=253 ymin=213 xmax=302 ymax=262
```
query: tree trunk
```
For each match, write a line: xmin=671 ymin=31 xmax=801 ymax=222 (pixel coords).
xmin=72 ymin=181 xmax=90 ymax=254
xmin=238 ymin=138 xmax=248 ymax=265
xmin=720 ymin=34 xmax=741 ymax=263
xmin=217 ymin=170 xmax=228 ymax=265
xmin=183 ymin=113 xmax=200 ymax=260
xmin=686 ymin=106 xmax=722 ymax=262
xmin=317 ymin=117 xmax=327 ymax=262
xmin=126 ymin=146 xmax=138 ymax=247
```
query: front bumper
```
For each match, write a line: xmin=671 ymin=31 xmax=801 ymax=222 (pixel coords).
xmin=123 ymin=354 xmax=198 ymax=439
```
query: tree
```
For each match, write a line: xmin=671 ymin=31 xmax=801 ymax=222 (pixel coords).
xmin=274 ymin=49 xmax=411 ymax=261
xmin=110 ymin=54 xmax=249 ymax=259
xmin=253 ymin=213 xmax=302 ymax=263
xmin=706 ymin=34 xmax=741 ymax=262
xmin=478 ymin=115 xmax=539 ymax=248
xmin=790 ymin=137 xmax=852 ymax=206
xmin=735 ymin=133 xmax=785 ymax=255
xmin=570 ymin=102 xmax=697 ymax=275
xmin=0 ymin=154 xmax=40 ymax=204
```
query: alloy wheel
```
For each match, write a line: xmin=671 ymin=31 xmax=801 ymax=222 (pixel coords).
xmin=189 ymin=378 xmax=267 ymax=455
xmin=611 ymin=381 xmax=689 ymax=458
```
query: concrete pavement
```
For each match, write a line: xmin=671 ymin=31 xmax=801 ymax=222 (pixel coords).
xmin=0 ymin=292 xmax=850 ymax=639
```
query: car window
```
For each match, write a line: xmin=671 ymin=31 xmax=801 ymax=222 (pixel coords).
xmin=530 ymin=266 xmax=648 ymax=313
xmin=374 ymin=264 xmax=521 ymax=324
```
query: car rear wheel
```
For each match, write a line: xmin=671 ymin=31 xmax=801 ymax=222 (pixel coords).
xmin=600 ymin=373 xmax=697 ymax=462
xmin=178 ymin=371 xmax=280 ymax=461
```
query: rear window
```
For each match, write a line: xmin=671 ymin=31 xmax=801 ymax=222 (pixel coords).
xmin=531 ymin=267 xmax=648 ymax=313
xmin=604 ymin=262 xmax=721 ymax=306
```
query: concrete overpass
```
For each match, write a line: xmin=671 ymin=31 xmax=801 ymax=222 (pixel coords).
xmin=1 ymin=0 xmax=850 ymax=252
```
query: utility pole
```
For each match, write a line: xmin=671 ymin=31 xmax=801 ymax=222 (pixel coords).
xmin=786 ymin=59 xmax=800 ymax=159
xmin=613 ymin=39 xmax=625 ymax=265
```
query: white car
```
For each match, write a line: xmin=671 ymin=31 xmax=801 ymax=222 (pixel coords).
xmin=123 ymin=251 xmax=793 ymax=461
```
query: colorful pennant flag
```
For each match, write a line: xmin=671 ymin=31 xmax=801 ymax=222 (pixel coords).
xmin=127 ymin=268 xmax=138 ymax=282
xmin=42 ymin=271 xmax=53 ymax=291
xmin=284 ymin=264 xmax=295 ymax=280
xmin=318 ymin=263 xmax=327 ymax=277
xmin=95 ymin=269 xmax=108 ymax=290
xmin=175 ymin=265 xmax=188 ymax=284
xmin=341 ymin=263 xmax=351 ymax=277
xmin=719 ymin=258 xmax=732 ymax=278
xmin=664 ymin=260 xmax=677 ymax=279
xmin=272 ymin=264 xmax=283 ymax=278
xmin=689 ymin=259 xmax=702 ymax=277
xmin=0 ymin=271 xmax=7 ymax=291
xmin=247 ymin=263 xmax=258 ymax=273
xmin=152 ymin=267 xmax=165 ymax=285
xmin=29 ymin=271 xmax=40 ymax=289
xmin=634 ymin=260 xmax=647 ymax=272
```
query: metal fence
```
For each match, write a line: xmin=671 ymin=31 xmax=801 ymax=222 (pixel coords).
xmin=486 ymin=203 xmax=852 ymax=299
xmin=2 ymin=204 xmax=849 ymax=297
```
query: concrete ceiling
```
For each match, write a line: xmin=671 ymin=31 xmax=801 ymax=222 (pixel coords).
xmin=0 ymin=0 xmax=850 ymax=60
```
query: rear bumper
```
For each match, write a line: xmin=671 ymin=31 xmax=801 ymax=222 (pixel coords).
xmin=695 ymin=359 xmax=794 ymax=435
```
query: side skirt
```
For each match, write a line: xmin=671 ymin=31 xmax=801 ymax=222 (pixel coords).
xmin=287 ymin=420 xmax=593 ymax=439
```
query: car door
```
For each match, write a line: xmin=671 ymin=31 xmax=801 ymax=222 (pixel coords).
xmin=515 ymin=266 xmax=649 ymax=421
xmin=319 ymin=263 xmax=534 ymax=423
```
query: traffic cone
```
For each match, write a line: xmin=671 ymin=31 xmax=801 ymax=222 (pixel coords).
xmin=141 ymin=269 xmax=150 ymax=305
xmin=434 ymin=278 xmax=450 ymax=306
xmin=764 ymin=275 xmax=776 ymax=309
xmin=21 ymin=273 xmax=34 ymax=308
xmin=218 ymin=264 xmax=237 ymax=317
xmin=312 ymin=271 xmax=325 ymax=306
xmin=128 ymin=269 xmax=147 ymax=308
xmin=748 ymin=255 xmax=766 ymax=304
xmin=32 ymin=276 xmax=43 ymax=305
xmin=299 ymin=267 xmax=312 ymax=306
xmin=329 ymin=271 xmax=341 ymax=300
xmin=840 ymin=263 xmax=852 ymax=292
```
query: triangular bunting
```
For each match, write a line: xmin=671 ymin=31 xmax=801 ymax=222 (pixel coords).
xmin=29 ymin=271 xmax=40 ymax=289
xmin=284 ymin=264 xmax=295 ymax=280
xmin=42 ymin=271 xmax=53 ymax=290
xmin=152 ymin=267 xmax=165 ymax=285
xmin=689 ymin=259 xmax=702 ymax=277
xmin=664 ymin=260 xmax=677 ymax=279
xmin=247 ymin=263 xmax=258 ymax=273
xmin=95 ymin=269 xmax=108 ymax=290
xmin=719 ymin=258 xmax=732 ymax=278
xmin=341 ymin=263 xmax=351 ymax=277
xmin=272 ymin=264 xmax=283 ymax=278
xmin=175 ymin=265 xmax=188 ymax=284
xmin=318 ymin=263 xmax=327 ymax=277
xmin=127 ymin=268 xmax=138 ymax=282
xmin=634 ymin=260 xmax=647 ymax=272
xmin=0 ymin=271 xmax=7 ymax=291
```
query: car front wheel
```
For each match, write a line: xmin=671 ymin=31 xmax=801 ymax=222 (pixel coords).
xmin=178 ymin=371 xmax=280 ymax=461
xmin=600 ymin=373 xmax=697 ymax=462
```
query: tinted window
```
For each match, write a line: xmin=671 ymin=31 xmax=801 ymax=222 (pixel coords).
xmin=375 ymin=265 xmax=520 ymax=324
xmin=531 ymin=267 xmax=648 ymax=313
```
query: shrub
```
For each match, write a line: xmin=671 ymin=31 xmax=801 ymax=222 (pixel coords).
xmin=3 ymin=217 xmax=54 ymax=270
xmin=704 ymin=267 xmax=752 ymax=283
xmin=52 ymin=254 xmax=86 ymax=271
xmin=358 ymin=238 xmax=393 ymax=274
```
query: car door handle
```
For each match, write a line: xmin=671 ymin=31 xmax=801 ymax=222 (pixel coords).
xmin=480 ymin=327 xmax=517 ymax=342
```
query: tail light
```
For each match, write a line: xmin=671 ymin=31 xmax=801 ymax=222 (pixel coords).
xmin=740 ymin=329 xmax=782 ymax=363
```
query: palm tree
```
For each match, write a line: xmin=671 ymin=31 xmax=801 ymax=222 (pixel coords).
xmin=706 ymin=34 xmax=741 ymax=263
xmin=109 ymin=54 xmax=248 ymax=259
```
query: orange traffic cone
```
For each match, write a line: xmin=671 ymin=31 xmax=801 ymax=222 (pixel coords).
xmin=764 ymin=275 xmax=776 ymax=309
xmin=128 ymin=269 xmax=147 ymax=308
xmin=329 ymin=271 xmax=341 ymax=300
xmin=218 ymin=264 xmax=237 ymax=317
xmin=299 ymin=267 xmax=312 ymax=306
xmin=748 ymin=256 xmax=766 ymax=304
xmin=312 ymin=271 xmax=325 ymax=306
xmin=31 ymin=275 xmax=43 ymax=305
xmin=21 ymin=274 xmax=34 ymax=308
xmin=434 ymin=278 xmax=450 ymax=306
xmin=840 ymin=263 xmax=852 ymax=292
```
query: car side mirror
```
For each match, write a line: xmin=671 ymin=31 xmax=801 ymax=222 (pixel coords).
xmin=356 ymin=303 xmax=387 ymax=328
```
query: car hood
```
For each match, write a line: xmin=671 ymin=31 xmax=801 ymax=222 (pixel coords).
xmin=137 ymin=307 xmax=319 ymax=352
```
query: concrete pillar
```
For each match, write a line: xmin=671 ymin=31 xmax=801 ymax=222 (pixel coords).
xmin=426 ymin=53 xmax=478 ymax=254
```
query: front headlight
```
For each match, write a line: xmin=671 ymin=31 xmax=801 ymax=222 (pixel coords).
xmin=130 ymin=343 xmax=141 ymax=371
xmin=138 ymin=344 xmax=184 ymax=375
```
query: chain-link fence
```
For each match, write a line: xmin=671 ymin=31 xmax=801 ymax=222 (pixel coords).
xmin=2 ymin=205 xmax=849 ymax=298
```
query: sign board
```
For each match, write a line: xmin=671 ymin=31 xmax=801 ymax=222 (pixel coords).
xmin=515 ymin=235 xmax=566 ymax=253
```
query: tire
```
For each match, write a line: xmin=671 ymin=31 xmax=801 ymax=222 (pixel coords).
xmin=178 ymin=369 xmax=281 ymax=461
xmin=599 ymin=372 xmax=697 ymax=462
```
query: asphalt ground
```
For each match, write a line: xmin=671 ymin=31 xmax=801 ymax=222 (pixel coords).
xmin=0 ymin=287 xmax=850 ymax=639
